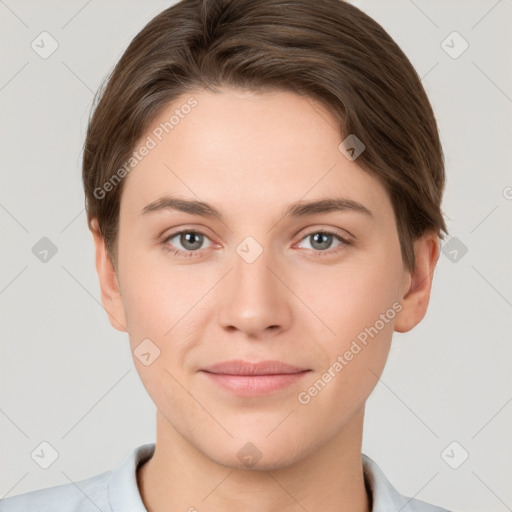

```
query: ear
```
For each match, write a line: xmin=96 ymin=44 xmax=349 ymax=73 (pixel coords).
xmin=90 ymin=218 xmax=128 ymax=333
xmin=394 ymin=232 xmax=440 ymax=333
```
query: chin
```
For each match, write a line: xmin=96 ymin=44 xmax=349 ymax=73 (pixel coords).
xmin=201 ymin=435 xmax=310 ymax=472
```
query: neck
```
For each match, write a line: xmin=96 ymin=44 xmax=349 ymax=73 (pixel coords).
xmin=137 ymin=407 xmax=371 ymax=512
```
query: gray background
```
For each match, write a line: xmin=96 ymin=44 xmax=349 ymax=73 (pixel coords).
xmin=1 ymin=1 xmax=511 ymax=510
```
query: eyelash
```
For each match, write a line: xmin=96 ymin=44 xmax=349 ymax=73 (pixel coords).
xmin=162 ymin=229 xmax=352 ymax=259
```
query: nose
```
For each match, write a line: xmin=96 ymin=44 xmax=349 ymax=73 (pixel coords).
xmin=216 ymin=242 xmax=292 ymax=339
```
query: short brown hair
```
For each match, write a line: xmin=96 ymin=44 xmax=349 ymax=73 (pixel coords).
xmin=82 ymin=0 xmax=448 ymax=272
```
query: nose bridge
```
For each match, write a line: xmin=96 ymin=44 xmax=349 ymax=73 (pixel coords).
xmin=217 ymin=236 xmax=291 ymax=336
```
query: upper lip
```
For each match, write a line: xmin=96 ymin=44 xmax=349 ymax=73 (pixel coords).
xmin=201 ymin=360 xmax=310 ymax=376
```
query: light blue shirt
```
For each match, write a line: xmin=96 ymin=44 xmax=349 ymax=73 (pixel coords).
xmin=0 ymin=443 xmax=452 ymax=511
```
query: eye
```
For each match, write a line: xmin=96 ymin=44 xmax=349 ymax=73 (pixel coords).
xmin=163 ymin=230 xmax=212 ymax=258
xmin=162 ymin=228 xmax=352 ymax=259
xmin=296 ymin=229 xmax=352 ymax=256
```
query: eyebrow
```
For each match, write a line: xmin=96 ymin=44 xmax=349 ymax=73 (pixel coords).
xmin=140 ymin=195 xmax=373 ymax=220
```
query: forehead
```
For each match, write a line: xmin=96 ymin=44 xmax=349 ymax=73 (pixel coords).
xmin=120 ymin=87 xmax=393 ymax=226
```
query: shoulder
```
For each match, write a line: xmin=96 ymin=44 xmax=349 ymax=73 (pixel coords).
xmin=0 ymin=443 xmax=154 ymax=512
xmin=0 ymin=470 xmax=111 ymax=512
xmin=362 ymin=454 xmax=454 ymax=512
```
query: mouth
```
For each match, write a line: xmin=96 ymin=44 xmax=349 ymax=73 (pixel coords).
xmin=199 ymin=359 xmax=311 ymax=396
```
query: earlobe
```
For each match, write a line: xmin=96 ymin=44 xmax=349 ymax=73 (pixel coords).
xmin=394 ymin=233 xmax=440 ymax=333
xmin=90 ymin=218 xmax=128 ymax=333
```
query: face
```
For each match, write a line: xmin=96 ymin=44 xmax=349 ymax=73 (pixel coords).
xmin=95 ymin=87 xmax=426 ymax=470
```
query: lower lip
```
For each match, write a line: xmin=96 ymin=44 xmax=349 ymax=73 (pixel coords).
xmin=201 ymin=371 xmax=310 ymax=396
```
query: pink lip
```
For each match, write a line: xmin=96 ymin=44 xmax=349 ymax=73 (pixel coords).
xmin=200 ymin=360 xmax=311 ymax=396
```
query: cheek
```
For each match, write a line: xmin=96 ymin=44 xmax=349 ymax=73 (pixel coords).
xmin=118 ymin=242 xmax=199 ymax=333
xmin=295 ymin=259 xmax=399 ymax=425
xmin=303 ymin=249 xmax=402 ymax=339
xmin=118 ymin=245 xmax=213 ymax=385
xmin=300 ymin=243 xmax=403 ymax=379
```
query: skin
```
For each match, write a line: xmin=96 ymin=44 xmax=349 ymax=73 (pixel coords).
xmin=91 ymin=87 xmax=440 ymax=512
